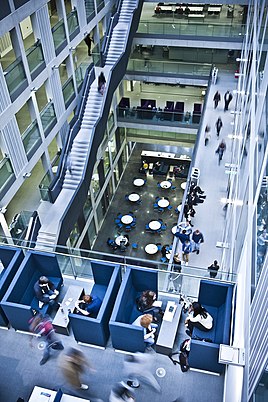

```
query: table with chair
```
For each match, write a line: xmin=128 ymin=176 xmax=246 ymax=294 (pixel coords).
xmin=160 ymin=180 xmax=172 ymax=189
xmin=121 ymin=215 xmax=134 ymax=225
xmin=148 ymin=220 xmax=162 ymax=231
xmin=133 ymin=178 xmax=146 ymax=187
xmin=157 ymin=198 xmax=170 ymax=208
xmin=115 ymin=235 xmax=129 ymax=246
xmin=128 ymin=193 xmax=141 ymax=203
xmin=145 ymin=243 xmax=159 ymax=255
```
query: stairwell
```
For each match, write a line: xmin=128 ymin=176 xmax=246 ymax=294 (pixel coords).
xmin=35 ymin=0 xmax=140 ymax=251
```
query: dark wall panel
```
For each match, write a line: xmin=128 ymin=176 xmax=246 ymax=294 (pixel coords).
xmin=14 ymin=0 xmax=30 ymax=9
xmin=0 ymin=0 xmax=11 ymax=20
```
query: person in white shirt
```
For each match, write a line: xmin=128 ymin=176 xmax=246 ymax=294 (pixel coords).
xmin=132 ymin=314 xmax=158 ymax=345
xmin=185 ymin=302 xmax=213 ymax=337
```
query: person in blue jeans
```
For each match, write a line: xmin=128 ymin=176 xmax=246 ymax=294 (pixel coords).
xmin=132 ymin=314 xmax=158 ymax=346
xmin=192 ymin=229 xmax=204 ymax=255
xmin=182 ymin=240 xmax=192 ymax=265
xmin=75 ymin=294 xmax=102 ymax=318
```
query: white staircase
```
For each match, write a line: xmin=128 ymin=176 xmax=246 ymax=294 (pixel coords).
xmin=35 ymin=0 xmax=139 ymax=251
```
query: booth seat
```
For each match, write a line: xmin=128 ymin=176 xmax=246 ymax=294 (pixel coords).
xmin=188 ymin=280 xmax=234 ymax=374
xmin=69 ymin=261 xmax=121 ymax=347
xmin=0 ymin=246 xmax=24 ymax=327
xmin=153 ymin=161 xmax=169 ymax=176
xmin=109 ymin=267 xmax=158 ymax=353
xmin=1 ymin=250 xmax=63 ymax=331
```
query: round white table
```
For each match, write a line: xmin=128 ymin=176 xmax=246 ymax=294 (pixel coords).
xmin=177 ymin=204 xmax=182 ymax=212
xmin=172 ymin=225 xmax=179 ymax=235
xmin=158 ymin=199 xmax=170 ymax=208
xmin=121 ymin=215 xmax=134 ymax=225
xmin=160 ymin=180 xmax=172 ymax=189
xmin=172 ymin=222 xmax=192 ymax=235
xmin=115 ymin=235 xmax=128 ymax=246
xmin=181 ymin=182 xmax=187 ymax=190
xmin=133 ymin=178 xmax=145 ymax=187
xmin=145 ymin=244 xmax=159 ymax=255
xmin=128 ymin=193 xmax=140 ymax=202
xmin=149 ymin=220 xmax=162 ymax=231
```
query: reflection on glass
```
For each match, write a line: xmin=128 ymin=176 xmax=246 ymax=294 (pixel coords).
xmin=62 ymin=77 xmax=75 ymax=107
xmin=256 ymin=179 xmax=268 ymax=282
xmin=103 ymin=147 xmax=110 ymax=176
xmin=52 ymin=19 xmax=66 ymax=52
xmin=110 ymin=135 xmax=117 ymax=161
xmin=21 ymin=121 xmax=42 ymax=156
xmin=26 ymin=41 xmax=45 ymax=75
xmin=92 ymin=170 xmax=100 ymax=199
xmin=108 ymin=111 xmax=115 ymax=133
xmin=4 ymin=58 xmax=27 ymax=97
xmin=84 ymin=0 xmax=95 ymax=22
xmin=75 ymin=64 xmax=88 ymax=90
xmin=83 ymin=195 xmax=92 ymax=219
xmin=88 ymin=218 xmax=97 ymax=247
xmin=0 ymin=157 xmax=14 ymax=192
xmin=67 ymin=10 xmax=79 ymax=38
xmin=69 ymin=222 xmax=80 ymax=247
xmin=40 ymin=101 xmax=57 ymax=135
xmin=127 ymin=59 xmax=211 ymax=76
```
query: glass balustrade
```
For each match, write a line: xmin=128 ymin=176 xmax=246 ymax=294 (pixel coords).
xmin=4 ymin=58 xmax=27 ymax=99
xmin=75 ymin=64 xmax=88 ymax=90
xmin=0 ymin=158 xmax=15 ymax=196
xmin=91 ymin=37 xmax=105 ymax=66
xmin=62 ymin=77 xmax=75 ymax=107
xmin=67 ymin=10 xmax=79 ymax=39
xmin=117 ymin=107 xmax=201 ymax=125
xmin=124 ymin=127 xmax=196 ymax=143
xmin=40 ymin=101 xmax=57 ymax=136
xmin=21 ymin=121 xmax=42 ymax=158
xmin=96 ymin=0 xmax=105 ymax=13
xmin=84 ymin=0 xmax=95 ymax=23
xmin=138 ymin=20 xmax=245 ymax=38
xmin=107 ymin=112 xmax=115 ymax=133
xmin=52 ymin=19 xmax=67 ymax=55
xmin=26 ymin=41 xmax=45 ymax=78
xmin=127 ymin=59 xmax=211 ymax=76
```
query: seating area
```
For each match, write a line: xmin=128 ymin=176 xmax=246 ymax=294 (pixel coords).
xmin=1 ymin=250 xmax=63 ymax=331
xmin=154 ymin=3 xmax=222 ymax=19
xmin=188 ymin=280 xmax=234 ymax=374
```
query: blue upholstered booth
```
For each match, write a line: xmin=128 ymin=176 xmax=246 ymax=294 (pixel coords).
xmin=1 ymin=250 xmax=63 ymax=331
xmin=109 ymin=266 xmax=158 ymax=353
xmin=69 ymin=261 xmax=121 ymax=347
xmin=188 ymin=280 xmax=234 ymax=374
xmin=0 ymin=246 xmax=24 ymax=327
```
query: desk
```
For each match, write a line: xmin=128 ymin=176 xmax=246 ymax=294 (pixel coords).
xmin=115 ymin=235 xmax=128 ymax=246
xmin=28 ymin=386 xmax=90 ymax=402
xmin=149 ymin=220 xmax=161 ymax=231
xmin=145 ymin=244 xmax=158 ymax=255
xmin=128 ymin=193 xmax=140 ymax=202
xmin=133 ymin=178 xmax=145 ymax=187
xmin=158 ymin=199 xmax=169 ymax=208
xmin=52 ymin=285 xmax=84 ymax=335
xmin=156 ymin=302 xmax=182 ymax=355
xmin=121 ymin=215 xmax=134 ymax=225
xmin=160 ymin=180 xmax=172 ymax=189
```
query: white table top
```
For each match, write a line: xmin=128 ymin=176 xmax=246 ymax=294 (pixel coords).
xmin=180 ymin=182 xmax=187 ymax=190
xmin=133 ymin=178 xmax=145 ymax=187
xmin=208 ymin=6 xmax=221 ymax=12
xmin=115 ymin=235 xmax=128 ymax=246
xmin=172 ymin=222 xmax=192 ymax=235
xmin=52 ymin=285 xmax=84 ymax=330
xmin=160 ymin=180 xmax=172 ymax=189
xmin=128 ymin=193 xmax=140 ymax=202
xmin=28 ymin=386 xmax=57 ymax=402
xmin=121 ymin=215 xmax=134 ymax=225
xmin=177 ymin=204 xmax=182 ymax=212
xmin=145 ymin=244 xmax=158 ymax=255
xmin=149 ymin=220 xmax=162 ymax=231
xmin=172 ymin=225 xmax=179 ymax=235
xmin=158 ymin=199 xmax=170 ymax=208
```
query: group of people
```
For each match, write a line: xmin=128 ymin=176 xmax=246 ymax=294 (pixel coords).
xmin=174 ymin=228 xmax=204 ymax=264
xmin=183 ymin=182 xmax=206 ymax=227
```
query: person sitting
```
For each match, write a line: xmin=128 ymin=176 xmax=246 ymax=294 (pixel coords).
xmin=107 ymin=238 xmax=118 ymax=250
xmin=75 ymin=294 xmax=102 ymax=318
xmin=136 ymin=290 xmax=156 ymax=312
xmin=34 ymin=276 xmax=59 ymax=309
xmin=153 ymin=161 xmax=161 ymax=171
xmin=185 ymin=302 xmax=213 ymax=337
xmin=208 ymin=260 xmax=220 ymax=278
xmin=132 ymin=314 xmax=158 ymax=346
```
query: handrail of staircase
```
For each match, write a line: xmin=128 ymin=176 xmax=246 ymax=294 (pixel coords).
xmin=100 ymin=0 xmax=124 ymax=66
xmin=46 ymin=63 xmax=95 ymax=203
xmin=56 ymin=0 xmax=144 ymax=248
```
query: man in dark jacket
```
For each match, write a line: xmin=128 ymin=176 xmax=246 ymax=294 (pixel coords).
xmin=174 ymin=229 xmax=190 ymax=244
xmin=34 ymin=276 xmax=59 ymax=309
xmin=208 ymin=260 xmax=220 ymax=278
xmin=192 ymin=229 xmax=204 ymax=255
xmin=224 ymin=90 xmax=233 ymax=111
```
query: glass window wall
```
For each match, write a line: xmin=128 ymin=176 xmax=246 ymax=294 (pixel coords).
xmin=92 ymin=168 xmax=100 ymax=200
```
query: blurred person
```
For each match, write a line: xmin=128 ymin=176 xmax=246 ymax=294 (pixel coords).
xmin=123 ymin=352 xmax=161 ymax=393
xmin=34 ymin=276 xmax=59 ymax=310
xmin=215 ymin=139 xmax=226 ymax=165
xmin=192 ymin=229 xmax=204 ymax=255
xmin=132 ymin=314 xmax=158 ymax=346
xmin=182 ymin=239 xmax=192 ymax=265
xmin=208 ymin=260 xmax=220 ymax=278
xmin=204 ymin=125 xmax=211 ymax=146
xmin=215 ymin=117 xmax=223 ymax=138
xmin=60 ymin=348 xmax=93 ymax=390
xmin=185 ymin=302 xmax=213 ymax=337
xmin=213 ymin=91 xmax=221 ymax=109
xmin=29 ymin=313 xmax=64 ymax=365
xmin=168 ymin=254 xmax=182 ymax=293
xmin=224 ymin=90 xmax=233 ymax=111
xmin=98 ymin=72 xmax=106 ymax=95
xmin=75 ymin=294 xmax=102 ymax=318
xmin=109 ymin=382 xmax=135 ymax=401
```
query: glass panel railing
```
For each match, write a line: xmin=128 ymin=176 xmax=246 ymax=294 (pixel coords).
xmin=91 ymin=36 xmax=105 ymax=67
xmin=117 ymin=107 xmax=202 ymax=125
xmin=40 ymin=101 xmax=57 ymax=135
xmin=75 ymin=63 xmax=88 ymax=90
xmin=62 ymin=77 xmax=75 ymax=107
xmin=52 ymin=19 xmax=67 ymax=54
xmin=4 ymin=58 xmax=27 ymax=98
xmin=26 ymin=41 xmax=45 ymax=77
xmin=21 ymin=121 xmax=42 ymax=157
xmin=124 ymin=127 xmax=196 ymax=144
xmin=39 ymin=153 xmax=61 ymax=201
xmin=67 ymin=10 xmax=79 ymax=39
xmin=138 ymin=21 xmax=246 ymax=38
xmin=107 ymin=112 xmax=115 ymax=133
xmin=84 ymin=0 xmax=95 ymax=23
xmin=96 ymin=0 xmax=105 ymax=13
xmin=0 ymin=158 xmax=15 ymax=192
xmin=127 ymin=59 xmax=211 ymax=77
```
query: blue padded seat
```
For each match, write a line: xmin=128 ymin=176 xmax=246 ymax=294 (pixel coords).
xmin=132 ymin=243 xmax=138 ymax=249
xmin=0 ymin=246 xmax=24 ymax=327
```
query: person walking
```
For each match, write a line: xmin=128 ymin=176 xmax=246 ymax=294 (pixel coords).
xmin=192 ymin=229 xmax=204 ymax=255
xmin=204 ymin=125 xmax=211 ymax=146
xmin=66 ymin=152 xmax=73 ymax=175
xmin=98 ymin=72 xmax=106 ymax=95
xmin=182 ymin=239 xmax=192 ymax=265
xmin=84 ymin=34 xmax=93 ymax=56
xmin=208 ymin=260 xmax=220 ymax=278
xmin=213 ymin=91 xmax=221 ymax=109
xmin=224 ymin=90 xmax=233 ymax=111
xmin=60 ymin=347 xmax=93 ymax=390
xmin=215 ymin=117 xmax=223 ymax=138
xmin=215 ymin=139 xmax=226 ymax=165
xmin=29 ymin=314 xmax=64 ymax=365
